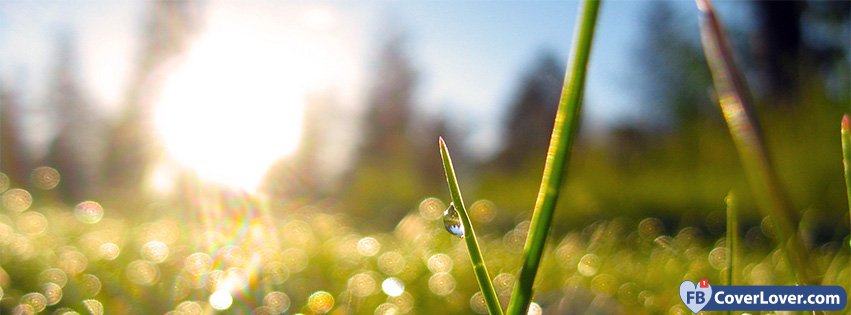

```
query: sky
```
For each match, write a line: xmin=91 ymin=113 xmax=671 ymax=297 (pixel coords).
xmin=0 ymin=1 xmax=752 ymax=168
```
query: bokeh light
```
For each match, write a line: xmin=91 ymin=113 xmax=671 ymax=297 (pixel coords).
xmin=3 ymin=188 xmax=32 ymax=212
xmin=357 ymin=236 xmax=381 ymax=257
xmin=30 ymin=166 xmax=61 ymax=190
xmin=20 ymin=292 xmax=48 ymax=312
xmin=126 ymin=260 xmax=159 ymax=286
xmin=140 ymin=240 xmax=169 ymax=263
xmin=381 ymin=277 xmax=405 ymax=297
xmin=418 ymin=197 xmax=445 ymax=220
xmin=73 ymin=201 xmax=104 ymax=224
xmin=348 ymin=272 xmax=377 ymax=297
xmin=427 ymin=272 xmax=455 ymax=296
xmin=42 ymin=283 xmax=63 ymax=306
xmin=307 ymin=291 xmax=335 ymax=314
xmin=82 ymin=299 xmax=104 ymax=315
xmin=209 ymin=290 xmax=233 ymax=310
xmin=263 ymin=291 xmax=291 ymax=314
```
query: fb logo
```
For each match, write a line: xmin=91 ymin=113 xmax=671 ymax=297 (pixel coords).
xmin=680 ymin=279 xmax=712 ymax=313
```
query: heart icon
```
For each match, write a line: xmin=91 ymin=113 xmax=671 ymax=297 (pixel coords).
xmin=679 ymin=280 xmax=712 ymax=313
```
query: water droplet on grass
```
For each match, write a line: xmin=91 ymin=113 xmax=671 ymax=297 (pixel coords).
xmin=442 ymin=203 xmax=464 ymax=238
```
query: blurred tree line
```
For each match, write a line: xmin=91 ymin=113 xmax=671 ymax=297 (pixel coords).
xmin=1 ymin=1 xmax=848 ymax=238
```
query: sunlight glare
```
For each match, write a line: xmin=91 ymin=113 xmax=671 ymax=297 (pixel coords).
xmin=155 ymin=24 xmax=330 ymax=192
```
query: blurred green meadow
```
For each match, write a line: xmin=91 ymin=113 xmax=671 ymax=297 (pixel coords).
xmin=1 ymin=1 xmax=849 ymax=314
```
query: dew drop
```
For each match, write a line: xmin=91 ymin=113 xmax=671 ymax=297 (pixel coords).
xmin=442 ymin=203 xmax=464 ymax=238
xmin=20 ymin=292 xmax=47 ymax=312
xmin=82 ymin=299 xmax=104 ymax=315
xmin=307 ymin=291 xmax=334 ymax=314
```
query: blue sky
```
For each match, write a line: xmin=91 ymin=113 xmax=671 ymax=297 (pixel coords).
xmin=0 ymin=0 xmax=750 ymax=159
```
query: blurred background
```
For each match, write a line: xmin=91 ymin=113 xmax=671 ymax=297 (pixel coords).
xmin=0 ymin=1 xmax=848 ymax=314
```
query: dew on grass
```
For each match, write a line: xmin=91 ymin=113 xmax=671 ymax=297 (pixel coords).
xmin=493 ymin=273 xmax=515 ymax=294
xmin=578 ymin=253 xmax=601 ymax=276
xmin=428 ymin=272 xmax=455 ymax=296
xmin=348 ymin=272 xmax=377 ymax=297
xmin=55 ymin=308 xmax=80 ymax=315
xmin=210 ymin=290 xmax=233 ymax=310
xmin=42 ymin=282 xmax=63 ymax=305
xmin=654 ymin=235 xmax=676 ymax=252
xmin=418 ymin=197 xmax=445 ymax=220
xmin=80 ymin=274 xmax=102 ymax=297
xmin=98 ymin=243 xmax=120 ymax=260
xmin=20 ymin=292 xmax=47 ymax=312
xmin=469 ymin=199 xmax=496 ymax=223
xmin=58 ymin=250 xmax=88 ymax=275
xmin=388 ymin=292 xmax=414 ymax=313
xmin=13 ymin=303 xmax=35 ymax=315
xmin=708 ymin=247 xmax=729 ymax=270
xmin=382 ymin=277 xmax=405 ymax=296
xmin=263 ymin=291 xmax=290 ymax=313
xmin=141 ymin=240 xmax=169 ymax=263
xmin=83 ymin=298 xmax=104 ymax=315
xmin=262 ymin=261 xmax=290 ymax=284
xmin=281 ymin=247 xmax=308 ymax=272
xmin=17 ymin=211 xmax=47 ymax=235
xmin=218 ymin=245 xmax=246 ymax=267
xmin=378 ymin=251 xmax=406 ymax=275
xmin=185 ymin=252 xmax=213 ymax=276
xmin=3 ymin=188 xmax=32 ymax=212
xmin=83 ymin=299 xmax=103 ymax=315
xmin=638 ymin=217 xmax=665 ymax=240
xmin=442 ymin=203 xmax=464 ymax=238
xmin=31 ymin=166 xmax=61 ymax=190
xmin=74 ymin=201 xmax=103 ymax=224
xmin=374 ymin=302 xmax=400 ymax=315
xmin=427 ymin=253 xmax=453 ymax=273
xmin=176 ymin=301 xmax=202 ymax=315
xmin=307 ymin=291 xmax=334 ymax=314
xmin=0 ymin=172 xmax=9 ymax=193
xmin=527 ymin=302 xmax=542 ymax=315
xmin=126 ymin=260 xmax=159 ymax=286
xmin=469 ymin=291 xmax=487 ymax=314
xmin=357 ymin=236 xmax=381 ymax=256
xmin=39 ymin=268 xmax=68 ymax=287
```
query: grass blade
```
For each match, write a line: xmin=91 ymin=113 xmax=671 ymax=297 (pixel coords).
xmin=841 ymin=115 xmax=851 ymax=233
xmin=695 ymin=0 xmax=815 ymax=285
xmin=439 ymin=137 xmax=503 ymax=315
xmin=506 ymin=1 xmax=601 ymax=314
xmin=840 ymin=115 xmax=851 ymax=291
xmin=725 ymin=191 xmax=737 ymax=287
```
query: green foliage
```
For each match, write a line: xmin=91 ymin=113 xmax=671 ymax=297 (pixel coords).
xmin=439 ymin=138 xmax=503 ymax=315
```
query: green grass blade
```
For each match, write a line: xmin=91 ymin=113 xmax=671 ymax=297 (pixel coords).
xmin=841 ymin=115 xmax=851 ymax=232
xmin=506 ymin=1 xmax=601 ymax=314
xmin=840 ymin=115 xmax=851 ymax=291
xmin=725 ymin=191 xmax=737 ymax=287
xmin=439 ymin=137 xmax=503 ymax=315
xmin=695 ymin=0 xmax=814 ymax=285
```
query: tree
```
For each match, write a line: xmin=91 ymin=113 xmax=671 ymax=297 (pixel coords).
xmin=43 ymin=34 xmax=102 ymax=201
xmin=342 ymin=32 xmax=426 ymax=224
xmin=102 ymin=0 xmax=199 ymax=201
xmin=494 ymin=50 xmax=565 ymax=170
xmin=637 ymin=1 xmax=713 ymax=128
xmin=0 ymin=85 xmax=31 ymax=187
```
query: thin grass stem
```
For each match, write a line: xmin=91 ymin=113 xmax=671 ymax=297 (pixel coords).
xmin=840 ymin=114 xmax=851 ymax=291
xmin=505 ymin=1 xmax=601 ymax=314
xmin=725 ymin=191 xmax=737 ymax=287
xmin=695 ymin=0 xmax=814 ymax=285
xmin=439 ymin=137 xmax=503 ymax=315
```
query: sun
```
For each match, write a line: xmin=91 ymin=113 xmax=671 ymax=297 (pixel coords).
xmin=154 ymin=25 xmax=324 ymax=192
